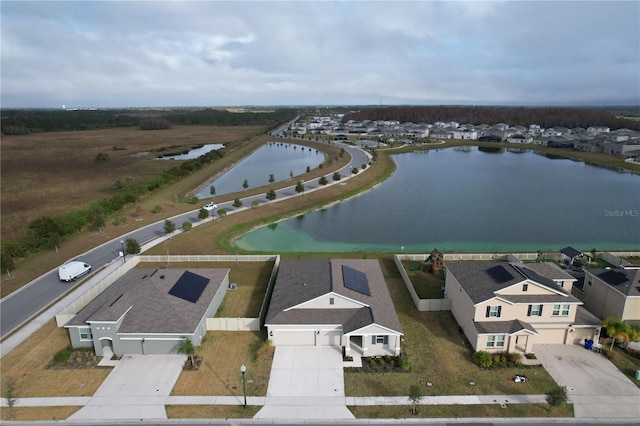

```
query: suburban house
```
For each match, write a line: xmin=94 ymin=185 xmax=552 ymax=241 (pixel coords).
xmin=265 ymin=259 xmax=403 ymax=357
xmin=576 ymin=267 xmax=640 ymax=324
xmin=444 ymin=261 xmax=600 ymax=353
xmin=65 ymin=268 xmax=229 ymax=356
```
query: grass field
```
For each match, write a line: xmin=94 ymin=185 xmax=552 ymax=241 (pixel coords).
xmin=170 ymin=331 xmax=274 ymax=397
xmin=348 ymin=403 xmax=573 ymax=418
xmin=344 ymin=258 xmax=560 ymax=397
xmin=402 ymin=260 xmax=445 ymax=299
xmin=1 ymin=124 xmax=269 ymax=240
xmin=0 ymin=406 xmax=80 ymax=422
xmin=0 ymin=320 xmax=112 ymax=398
xmin=166 ymin=405 xmax=260 ymax=419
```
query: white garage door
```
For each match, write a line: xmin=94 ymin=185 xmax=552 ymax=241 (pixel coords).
xmin=537 ymin=328 xmax=567 ymax=344
xmin=318 ymin=330 xmax=341 ymax=346
xmin=276 ymin=330 xmax=315 ymax=346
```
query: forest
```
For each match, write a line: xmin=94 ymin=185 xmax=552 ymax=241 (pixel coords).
xmin=342 ymin=106 xmax=640 ymax=131
xmin=0 ymin=107 xmax=297 ymax=135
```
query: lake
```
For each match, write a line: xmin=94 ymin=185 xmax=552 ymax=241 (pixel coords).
xmin=195 ymin=142 xmax=324 ymax=198
xmin=235 ymin=147 xmax=640 ymax=252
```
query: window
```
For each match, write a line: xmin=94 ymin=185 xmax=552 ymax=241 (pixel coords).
xmin=528 ymin=304 xmax=543 ymax=316
xmin=552 ymin=304 xmax=570 ymax=316
xmin=522 ymin=284 xmax=528 ymax=292
xmin=329 ymin=297 xmax=335 ymax=305
xmin=586 ymin=275 xmax=593 ymax=286
xmin=486 ymin=335 xmax=505 ymax=348
xmin=485 ymin=305 xmax=502 ymax=318
xmin=79 ymin=327 xmax=93 ymax=340
xmin=372 ymin=335 xmax=389 ymax=345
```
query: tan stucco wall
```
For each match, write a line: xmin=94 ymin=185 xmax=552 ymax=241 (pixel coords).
xmin=622 ymin=297 xmax=640 ymax=321
xmin=444 ymin=272 xmax=478 ymax=349
xmin=577 ymin=275 xmax=627 ymax=319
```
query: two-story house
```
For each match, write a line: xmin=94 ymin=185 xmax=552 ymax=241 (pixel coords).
xmin=577 ymin=268 xmax=640 ymax=323
xmin=445 ymin=261 xmax=600 ymax=353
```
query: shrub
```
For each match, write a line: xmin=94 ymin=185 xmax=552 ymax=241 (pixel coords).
xmin=545 ymin=385 xmax=568 ymax=409
xmin=182 ymin=222 xmax=192 ymax=232
xmin=507 ymin=352 xmax=522 ymax=364
xmin=525 ymin=353 xmax=537 ymax=359
xmin=218 ymin=209 xmax=227 ymax=217
xmin=113 ymin=215 xmax=126 ymax=226
xmin=151 ymin=204 xmax=162 ymax=214
xmin=398 ymin=357 xmax=410 ymax=370
xmin=472 ymin=351 xmax=493 ymax=368
xmin=189 ymin=196 xmax=199 ymax=204
xmin=233 ymin=198 xmax=243 ymax=208
xmin=54 ymin=347 xmax=72 ymax=363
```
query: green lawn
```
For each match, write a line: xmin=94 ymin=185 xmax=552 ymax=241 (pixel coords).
xmin=349 ymin=404 xmax=573 ymax=418
xmin=344 ymin=259 xmax=560 ymax=397
xmin=401 ymin=260 xmax=445 ymax=299
xmin=606 ymin=345 xmax=640 ymax=388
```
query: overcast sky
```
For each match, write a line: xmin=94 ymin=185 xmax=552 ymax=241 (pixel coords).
xmin=1 ymin=1 xmax=638 ymax=108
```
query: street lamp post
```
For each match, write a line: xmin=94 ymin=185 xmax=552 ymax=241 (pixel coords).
xmin=240 ymin=364 xmax=247 ymax=408
xmin=120 ymin=239 xmax=126 ymax=264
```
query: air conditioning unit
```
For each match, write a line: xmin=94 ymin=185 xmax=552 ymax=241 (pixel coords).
xmin=228 ymin=282 xmax=237 ymax=290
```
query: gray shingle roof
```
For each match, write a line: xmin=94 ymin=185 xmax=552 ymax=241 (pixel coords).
xmin=475 ymin=319 xmax=538 ymax=335
xmin=67 ymin=268 xmax=228 ymax=334
xmin=445 ymin=261 xmax=575 ymax=304
xmin=265 ymin=259 xmax=402 ymax=334
xmin=588 ymin=268 xmax=640 ymax=297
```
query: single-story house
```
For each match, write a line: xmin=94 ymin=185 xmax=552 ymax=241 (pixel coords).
xmin=65 ymin=268 xmax=229 ymax=356
xmin=445 ymin=260 xmax=600 ymax=353
xmin=265 ymin=259 xmax=403 ymax=357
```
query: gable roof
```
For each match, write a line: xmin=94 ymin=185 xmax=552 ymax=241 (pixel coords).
xmin=67 ymin=268 xmax=228 ymax=334
xmin=560 ymin=246 xmax=582 ymax=258
xmin=445 ymin=261 xmax=580 ymax=305
xmin=265 ymin=259 xmax=402 ymax=334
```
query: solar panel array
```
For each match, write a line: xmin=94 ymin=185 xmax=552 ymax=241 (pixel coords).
xmin=487 ymin=265 xmax=515 ymax=283
xmin=168 ymin=271 xmax=210 ymax=303
xmin=598 ymin=270 xmax=628 ymax=286
xmin=342 ymin=265 xmax=371 ymax=296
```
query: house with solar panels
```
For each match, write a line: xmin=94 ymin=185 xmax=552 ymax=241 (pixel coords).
xmin=65 ymin=268 xmax=229 ymax=356
xmin=265 ymin=259 xmax=403 ymax=357
xmin=444 ymin=261 xmax=601 ymax=353
xmin=578 ymin=268 xmax=640 ymax=323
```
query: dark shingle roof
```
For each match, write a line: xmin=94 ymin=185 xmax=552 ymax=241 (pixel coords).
xmin=265 ymin=259 xmax=402 ymax=334
xmin=445 ymin=261 xmax=574 ymax=304
xmin=560 ymin=246 xmax=582 ymax=258
xmin=475 ymin=319 xmax=538 ymax=335
xmin=67 ymin=268 xmax=228 ymax=334
xmin=588 ymin=268 xmax=640 ymax=297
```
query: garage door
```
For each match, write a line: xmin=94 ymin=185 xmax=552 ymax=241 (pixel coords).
xmin=318 ymin=330 xmax=341 ymax=346
xmin=276 ymin=330 xmax=315 ymax=346
xmin=536 ymin=328 xmax=567 ymax=344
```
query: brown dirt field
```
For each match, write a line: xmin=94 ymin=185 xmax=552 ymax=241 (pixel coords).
xmin=0 ymin=406 xmax=80 ymax=422
xmin=170 ymin=331 xmax=274 ymax=397
xmin=0 ymin=320 xmax=112 ymax=397
xmin=1 ymin=125 xmax=268 ymax=241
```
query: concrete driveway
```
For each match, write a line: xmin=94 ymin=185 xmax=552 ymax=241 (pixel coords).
xmin=534 ymin=344 xmax=640 ymax=418
xmin=68 ymin=354 xmax=186 ymax=420
xmin=255 ymin=346 xmax=354 ymax=419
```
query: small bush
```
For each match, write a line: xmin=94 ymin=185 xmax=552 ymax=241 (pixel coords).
xmin=54 ymin=347 xmax=72 ymax=363
xmin=151 ymin=204 xmax=162 ymax=214
xmin=525 ymin=353 xmax=537 ymax=359
xmin=398 ymin=357 xmax=410 ymax=370
xmin=189 ymin=196 xmax=199 ymax=205
xmin=472 ymin=351 xmax=493 ymax=368
xmin=113 ymin=215 xmax=126 ymax=226
xmin=507 ymin=352 xmax=522 ymax=364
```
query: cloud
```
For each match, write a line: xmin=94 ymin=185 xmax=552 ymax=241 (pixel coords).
xmin=1 ymin=1 xmax=638 ymax=107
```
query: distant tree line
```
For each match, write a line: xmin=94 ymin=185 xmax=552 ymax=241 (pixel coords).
xmin=342 ymin=106 xmax=640 ymax=131
xmin=1 ymin=108 xmax=297 ymax=135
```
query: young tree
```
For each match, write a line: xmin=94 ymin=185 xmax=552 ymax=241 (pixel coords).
xmin=351 ymin=167 xmax=359 ymax=174
xmin=545 ymin=385 xmax=568 ymax=410
xmin=408 ymin=384 xmax=422 ymax=414
xmin=3 ymin=381 xmax=17 ymax=420
xmin=602 ymin=317 xmax=640 ymax=349
xmin=198 ymin=208 xmax=209 ymax=220
xmin=182 ymin=222 xmax=192 ymax=232
xmin=266 ymin=189 xmax=277 ymax=201
xmin=164 ymin=219 xmax=176 ymax=234
xmin=332 ymin=172 xmax=342 ymax=181
xmin=268 ymin=174 xmax=275 ymax=185
xmin=289 ymin=170 xmax=294 ymax=179
xmin=295 ymin=181 xmax=305 ymax=194
xmin=306 ymin=166 xmax=311 ymax=173
xmin=233 ymin=198 xmax=243 ymax=208
xmin=242 ymin=179 xmax=249 ymax=191
xmin=318 ymin=176 xmax=328 ymax=186
xmin=94 ymin=152 xmax=109 ymax=163
xmin=124 ymin=238 xmax=141 ymax=255
xmin=177 ymin=337 xmax=197 ymax=367
xmin=251 ymin=200 xmax=259 ymax=208
xmin=218 ymin=209 xmax=227 ymax=217
xmin=209 ymin=185 xmax=216 ymax=196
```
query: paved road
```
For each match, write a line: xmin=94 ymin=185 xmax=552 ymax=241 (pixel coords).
xmin=0 ymin=141 xmax=369 ymax=339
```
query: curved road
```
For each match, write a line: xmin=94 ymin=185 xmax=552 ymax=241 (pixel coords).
xmin=0 ymin=140 xmax=370 ymax=339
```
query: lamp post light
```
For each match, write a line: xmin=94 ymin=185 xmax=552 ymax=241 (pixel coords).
xmin=240 ymin=364 xmax=247 ymax=408
xmin=120 ymin=239 xmax=126 ymax=264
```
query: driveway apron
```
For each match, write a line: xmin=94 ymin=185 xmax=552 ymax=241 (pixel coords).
xmin=68 ymin=354 xmax=186 ymax=420
xmin=255 ymin=346 xmax=354 ymax=419
xmin=534 ymin=344 xmax=640 ymax=419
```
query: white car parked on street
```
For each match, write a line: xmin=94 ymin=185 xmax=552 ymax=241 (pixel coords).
xmin=204 ymin=202 xmax=217 ymax=211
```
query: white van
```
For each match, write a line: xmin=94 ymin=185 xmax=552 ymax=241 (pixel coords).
xmin=58 ymin=261 xmax=92 ymax=282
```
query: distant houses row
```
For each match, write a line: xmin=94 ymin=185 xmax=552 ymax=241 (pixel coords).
xmin=288 ymin=115 xmax=640 ymax=159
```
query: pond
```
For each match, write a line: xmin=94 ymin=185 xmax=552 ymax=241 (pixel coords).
xmin=235 ymin=147 xmax=640 ymax=252
xmin=157 ymin=143 xmax=225 ymax=160
xmin=195 ymin=142 xmax=325 ymax=198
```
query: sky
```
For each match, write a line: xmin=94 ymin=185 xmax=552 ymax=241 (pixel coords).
xmin=1 ymin=1 xmax=639 ymax=108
